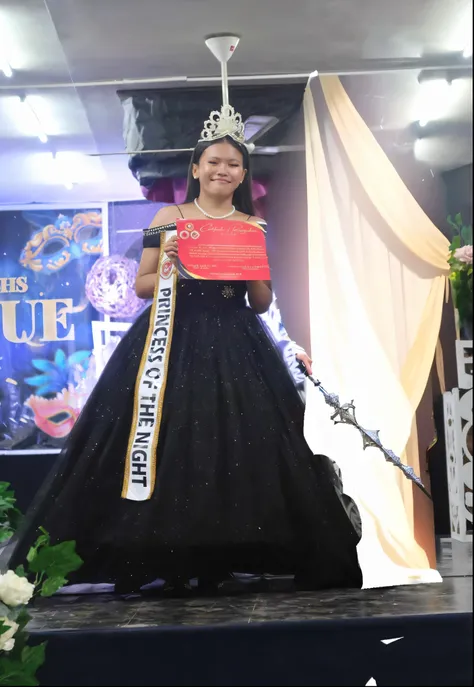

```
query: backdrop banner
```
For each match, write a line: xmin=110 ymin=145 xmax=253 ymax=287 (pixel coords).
xmin=0 ymin=206 xmax=105 ymax=450
xmin=0 ymin=201 xmax=307 ymax=454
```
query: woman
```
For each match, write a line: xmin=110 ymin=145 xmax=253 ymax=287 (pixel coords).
xmin=5 ymin=134 xmax=362 ymax=594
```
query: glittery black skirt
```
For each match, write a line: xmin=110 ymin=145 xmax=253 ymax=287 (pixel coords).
xmin=6 ymin=281 xmax=362 ymax=589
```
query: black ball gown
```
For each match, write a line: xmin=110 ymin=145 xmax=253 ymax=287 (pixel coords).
xmin=4 ymin=221 xmax=362 ymax=592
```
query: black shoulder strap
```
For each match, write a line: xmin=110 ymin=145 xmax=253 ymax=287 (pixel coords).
xmin=176 ymin=205 xmax=184 ymax=218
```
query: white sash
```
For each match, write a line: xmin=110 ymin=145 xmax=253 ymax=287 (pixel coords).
xmin=122 ymin=230 xmax=177 ymax=501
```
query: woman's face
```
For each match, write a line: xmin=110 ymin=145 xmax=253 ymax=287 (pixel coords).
xmin=193 ymin=140 xmax=246 ymax=199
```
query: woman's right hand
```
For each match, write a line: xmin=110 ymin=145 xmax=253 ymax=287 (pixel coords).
xmin=164 ymin=235 xmax=178 ymax=264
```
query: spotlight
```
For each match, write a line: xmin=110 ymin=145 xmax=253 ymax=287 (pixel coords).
xmin=1 ymin=58 xmax=12 ymax=77
xmin=414 ymin=77 xmax=451 ymax=128
xmin=16 ymin=96 xmax=49 ymax=143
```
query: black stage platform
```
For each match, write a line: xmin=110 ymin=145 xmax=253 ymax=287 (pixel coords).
xmin=25 ymin=539 xmax=472 ymax=687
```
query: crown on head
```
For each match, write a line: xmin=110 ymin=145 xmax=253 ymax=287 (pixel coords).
xmin=199 ymin=104 xmax=246 ymax=145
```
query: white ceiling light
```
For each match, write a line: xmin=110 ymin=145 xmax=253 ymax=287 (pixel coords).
xmin=415 ymin=78 xmax=451 ymax=128
xmin=0 ymin=12 xmax=14 ymax=76
xmin=447 ymin=5 xmax=473 ymax=58
xmin=461 ymin=6 xmax=472 ymax=57
xmin=0 ymin=56 xmax=12 ymax=78
xmin=53 ymin=152 xmax=77 ymax=190
xmin=50 ymin=152 xmax=106 ymax=189
xmin=15 ymin=95 xmax=48 ymax=143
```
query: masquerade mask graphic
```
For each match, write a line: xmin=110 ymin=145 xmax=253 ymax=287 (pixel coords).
xmin=20 ymin=212 xmax=102 ymax=275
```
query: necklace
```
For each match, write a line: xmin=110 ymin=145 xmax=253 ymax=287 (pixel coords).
xmin=194 ymin=198 xmax=236 ymax=219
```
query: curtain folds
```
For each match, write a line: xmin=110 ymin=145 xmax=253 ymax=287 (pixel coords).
xmin=303 ymin=77 xmax=449 ymax=587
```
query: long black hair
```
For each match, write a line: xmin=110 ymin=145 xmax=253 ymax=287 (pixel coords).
xmin=185 ymin=135 xmax=255 ymax=216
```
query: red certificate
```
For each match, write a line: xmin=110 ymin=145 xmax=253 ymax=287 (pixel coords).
xmin=176 ymin=219 xmax=271 ymax=281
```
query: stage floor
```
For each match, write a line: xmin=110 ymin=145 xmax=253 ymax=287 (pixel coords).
xmin=28 ymin=539 xmax=472 ymax=632
xmin=24 ymin=539 xmax=472 ymax=686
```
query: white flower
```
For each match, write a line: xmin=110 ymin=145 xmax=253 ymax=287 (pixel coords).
xmin=0 ymin=570 xmax=35 ymax=607
xmin=454 ymin=245 xmax=473 ymax=264
xmin=0 ymin=617 xmax=19 ymax=652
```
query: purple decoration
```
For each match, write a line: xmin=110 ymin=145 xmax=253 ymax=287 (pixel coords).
xmin=144 ymin=178 xmax=268 ymax=217
xmin=85 ymin=255 xmax=143 ymax=318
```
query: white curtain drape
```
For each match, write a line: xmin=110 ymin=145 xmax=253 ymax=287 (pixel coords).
xmin=303 ymin=77 xmax=450 ymax=588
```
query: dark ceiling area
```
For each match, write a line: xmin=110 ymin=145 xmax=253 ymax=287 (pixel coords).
xmin=0 ymin=0 xmax=471 ymax=203
xmin=119 ymin=83 xmax=306 ymax=185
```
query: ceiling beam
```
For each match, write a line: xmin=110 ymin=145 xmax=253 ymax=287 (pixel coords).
xmin=0 ymin=56 xmax=471 ymax=91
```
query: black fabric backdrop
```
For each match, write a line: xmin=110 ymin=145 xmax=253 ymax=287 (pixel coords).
xmin=118 ymin=84 xmax=305 ymax=186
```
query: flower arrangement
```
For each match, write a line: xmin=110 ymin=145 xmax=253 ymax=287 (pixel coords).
xmin=0 ymin=482 xmax=82 ymax=685
xmin=448 ymin=214 xmax=473 ymax=340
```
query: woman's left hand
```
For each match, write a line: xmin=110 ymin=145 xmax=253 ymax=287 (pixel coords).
xmin=296 ymin=351 xmax=313 ymax=376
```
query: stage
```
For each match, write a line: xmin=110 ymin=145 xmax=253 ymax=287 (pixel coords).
xmin=26 ymin=539 xmax=472 ymax=686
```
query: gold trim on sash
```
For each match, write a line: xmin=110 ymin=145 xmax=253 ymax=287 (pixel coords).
xmin=148 ymin=250 xmax=177 ymax=498
xmin=122 ymin=230 xmax=177 ymax=501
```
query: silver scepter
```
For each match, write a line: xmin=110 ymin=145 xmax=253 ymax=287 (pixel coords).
xmin=203 ymin=35 xmax=430 ymax=499
xmin=297 ymin=362 xmax=431 ymax=498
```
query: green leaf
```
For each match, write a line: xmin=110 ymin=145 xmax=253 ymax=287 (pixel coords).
xmin=7 ymin=508 xmax=22 ymax=532
xmin=0 ymin=499 xmax=14 ymax=513
xmin=0 ymin=482 xmax=21 ymax=543
xmin=449 ymin=235 xmax=461 ymax=251
xmin=26 ymin=531 xmax=51 ymax=564
xmin=0 ymin=484 xmax=15 ymax=501
xmin=14 ymin=565 xmax=26 ymax=578
xmin=0 ymin=527 xmax=13 ymax=544
xmin=21 ymin=643 xmax=47 ymax=676
xmin=0 ymin=661 xmax=39 ymax=687
xmin=0 ymin=656 xmax=32 ymax=683
xmin=28 ymin=540 xmax=83 ymax=578
xmin=0 ymin=482 xmax=14 ymax=497
xmin=40 ymin=576 xmax=67 ymax=598
xmin=455 ymin=213 xmax=463 ymax=227
xmin=447 ymin=215 xmax=460 ymax=234
xmin=34 ymin=533 xmax=50 ymax=550
xmin=0 ymin=678 xmax=39 ymax=686
xmin=461 ymin=224 xmax=473 ymax=245
xmin=0 ymin=487 xmax=16 ymax=512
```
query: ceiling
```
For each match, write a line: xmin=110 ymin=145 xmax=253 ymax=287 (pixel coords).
xmin=0 ymin=0 xmax=472 ymax=204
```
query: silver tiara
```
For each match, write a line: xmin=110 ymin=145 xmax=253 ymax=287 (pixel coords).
xmin=199 ymin=104 xmax=246 ymax=145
